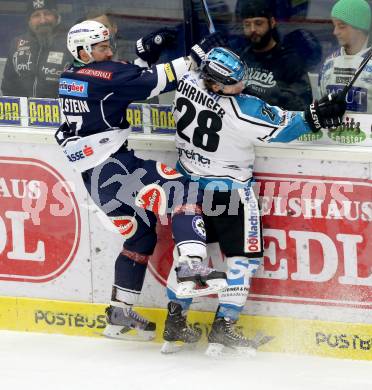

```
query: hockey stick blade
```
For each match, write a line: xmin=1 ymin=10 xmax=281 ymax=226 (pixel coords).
xmin=201 ymin=0 xmax=216 ymax=33
xmin=341 ymin=48 xmax=372 ymax=98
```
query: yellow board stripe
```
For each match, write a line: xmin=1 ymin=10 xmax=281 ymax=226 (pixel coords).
xmin=1 ymin=296 xmax=372 ymax=360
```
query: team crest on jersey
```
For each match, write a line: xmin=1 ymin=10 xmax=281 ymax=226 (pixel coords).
xmin=135 ymin=184 xmax=167 ymax=215
xmin=192 ymin=216 xmax=206 ymax=239
xmin=110 ymin=216 xmax=138 ymax=238
xmin=156 ymin=162 xmax=182 ymax=179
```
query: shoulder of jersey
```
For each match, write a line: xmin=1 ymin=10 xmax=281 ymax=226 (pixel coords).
xmin=73 ymin=60 xmax=140 ymax=79
xmin=361 ymin=47 xmax=372 ymax=59
xmin=232 ymin=94 xmax=281 ymax=126
xmin=325 ymin=48 xmax=342 ymax=62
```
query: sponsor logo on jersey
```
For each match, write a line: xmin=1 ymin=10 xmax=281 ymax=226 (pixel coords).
xmin=111 ymin=216 xmax=138 ymax=238
xmin=333 ymin=67 xmax=356 ymax=76
xmin=177 ymin=147 xmax=210 ymax=166
xmin=335 ymin=76 xmax=352 ymax=84
xmin=192 ymin=216 xmax=206 ymax=239
xmin=240 ymin=186 xmax=262 ymax=254
xmin=135 ymin=184 xmax=166 ymax=215
xmin=64 ymin=145 xmax=94 ymax=162
xmin=76 ymin=68 xmax=113 ymax=80
xmin=164 ymin=63 xmax=175 ymax=82
xmin=156 ymin=162 xmax=182 ymax=179
xmin=59 ymin=78 xmax=88 ymax=97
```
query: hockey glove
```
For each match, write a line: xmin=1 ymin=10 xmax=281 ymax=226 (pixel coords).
xmin=190 ymin=31 xmax=228 ymax=67
xmin=304 ymin=91 xmax=346 ymax=132
xmin=136 ymin=28 xmax=177 ymax=65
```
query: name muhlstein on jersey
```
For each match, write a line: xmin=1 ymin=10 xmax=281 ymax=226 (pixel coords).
xmin=59 ymin=98 xmax=90 ymax=114
xmin=177 ymin=79 xmax=225 ymax=118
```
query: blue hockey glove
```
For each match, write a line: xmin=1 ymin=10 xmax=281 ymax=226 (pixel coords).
xmin=304 ymin=91 xmax=346 ymax=132
xmin=190 ymin=31 xmax=228 ymax=67
xmin=136 ymin=28 xmax=177 ymax=65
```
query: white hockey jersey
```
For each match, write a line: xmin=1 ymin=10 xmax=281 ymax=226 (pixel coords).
xmin=319 ymin=45 xmax=372 ymax=113
xmin=173 ymin=70 xmax=312 ymax=187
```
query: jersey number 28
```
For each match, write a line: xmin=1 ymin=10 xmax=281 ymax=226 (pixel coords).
xmin=175 ymin=97 xmax=222 ymax=152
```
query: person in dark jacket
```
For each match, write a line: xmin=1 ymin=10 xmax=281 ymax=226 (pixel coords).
xmin=1 ymin=0 xmax=71 ymax=98
xmin=236 ymin=0 xmax=313 ymax=111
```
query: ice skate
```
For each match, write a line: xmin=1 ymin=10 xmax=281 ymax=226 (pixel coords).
xmin=175 ymin=256 xmax=227 ymax=298
xmin=161 ymin=302 xmax=202 ymax=354
xmin=102 ymin=301 xmax=156 ymax=341
xmin=205 ymin=317 xmax=256 ymax=358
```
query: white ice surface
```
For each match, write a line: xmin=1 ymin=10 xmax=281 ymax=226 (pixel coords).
xmin=0 ymin=330 xmax=371 ymax=390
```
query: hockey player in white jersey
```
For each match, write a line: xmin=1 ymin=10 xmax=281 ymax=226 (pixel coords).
xmin=319 ymin=0 xmax=372 ymax=113
xmin=161 ymin=47 xmax=346 ymax=356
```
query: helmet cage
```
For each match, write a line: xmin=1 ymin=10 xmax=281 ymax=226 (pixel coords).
xmin=201 ymin=47 xmax=247 ymax=86
xmin=67 ymin=20 xmax=110 ymax=63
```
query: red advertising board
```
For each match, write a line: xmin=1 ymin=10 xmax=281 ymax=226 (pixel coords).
xmin=0 ymin=158 xmax=81 ymax=282
xmin=148 ymin=173 xmax=372 ymax=308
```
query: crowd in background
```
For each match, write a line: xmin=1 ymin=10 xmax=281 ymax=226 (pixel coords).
xmin=0 ymin=0 xmax=371 ymax=113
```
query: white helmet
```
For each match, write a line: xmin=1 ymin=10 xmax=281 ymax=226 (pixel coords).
xmin=67 ymin=20 xmax=110 ymax=63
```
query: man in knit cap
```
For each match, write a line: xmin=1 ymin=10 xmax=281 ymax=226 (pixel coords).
xmin=319 ymin=0 xmax=372 ymax=113
xmin=1 ymin=0 xmax=71 ymax=98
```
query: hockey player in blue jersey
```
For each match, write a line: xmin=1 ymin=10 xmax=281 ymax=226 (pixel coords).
xmin=55 ymin=20 xmax=228 ymax=341
xmin=161 ymin=47 xmax=346 ymax=356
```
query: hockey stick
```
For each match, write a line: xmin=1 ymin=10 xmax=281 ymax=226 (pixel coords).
xmin=341 ymin=48 xmax=372 ymax=98
xmin=200 ymin=0 xmax=216 ymax=33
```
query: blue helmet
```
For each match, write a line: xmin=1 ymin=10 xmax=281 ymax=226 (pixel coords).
xmin=200 ymin=47 xmax=247 ymax=86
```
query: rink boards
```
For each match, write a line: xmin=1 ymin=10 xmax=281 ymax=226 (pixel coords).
xmin=1 ymin=295 xmax=372 ymax=360
xmin=0 ymin=127 xmax=372 ymax=361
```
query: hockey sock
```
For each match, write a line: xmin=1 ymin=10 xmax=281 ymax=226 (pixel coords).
xmin=216 ymin=304 xmax=242 ymax=321
xmin=217 ymin=257 xmax=262 ymax=319
xmin=114 ymin=252 xmax=148 ymax=304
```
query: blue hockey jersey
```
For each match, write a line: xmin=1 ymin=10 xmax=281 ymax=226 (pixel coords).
xmin=56 ymin=57 xmax=191 ymax=171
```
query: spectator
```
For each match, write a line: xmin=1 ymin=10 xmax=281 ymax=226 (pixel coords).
xmin=236 ymin=0 xmax=312 ymax=110
xmin=319 ymin=0 xmax=372 ymax=113
xmin=1 ymin=0 xmax=71 ymax=98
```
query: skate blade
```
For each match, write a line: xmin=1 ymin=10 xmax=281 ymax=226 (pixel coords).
xmin=161 ymin=340 xmax=185 ymax=354
xmin=205 ymin=343 xmax=256 ymax=358
xmin=161 ymin=340 xmax=198 ymax=354
xmin=102 ymin=324 xmax=155 ymax=341
xmin=176 ymin=279 xmax=228 ymax=298
xmin=250 ymin=332 xmax=275 ymax=349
